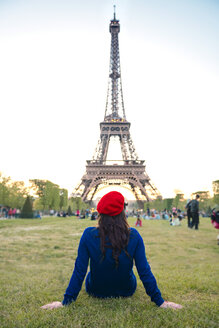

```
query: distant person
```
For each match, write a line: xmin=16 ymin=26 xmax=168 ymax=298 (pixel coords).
xmin=41 ymin=191 xmax=182 ymax=310
xmin=16 ymin=209 xmax=20 ymax=218
xmin=147 ymin=207 xmax=150 ymax=217
xmin=91 ymin=212 xmax=97 ymax=220
xmin=172 ymin=207 xmax=177 ymax=219
xmin=12 ymin=208 xmax=16 ymax=218
xmin=50 ymin=209 xmax=54 ymax=216
xmin=211 ymin=205 xmax=219 ymax=245
xmin=3 ymin=207 xmax=8 ymax=218
xmin=185 ymin=199 xmax=192 ymax=228
xmin=190 ymin=195 xmax=200 ymax=230
xmin=85 ymin=209 xmax=89 ymax=218
xmin=36 ymin=211 xmax=41 ymax=219
xmin=177 ymin=209 xmax=183 ymax=221
xmin=8 ymin=208 xmax=13 ymax=218
xmin=135 ymin=217 xmax=142 ymax=227
xmin=170 ymin=217 xmax=181 ymax=226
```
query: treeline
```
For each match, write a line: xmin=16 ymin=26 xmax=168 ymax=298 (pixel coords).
xmin=0 ymin=174 xmax=88 ymax=212
xmin=31 ymin=179 xmax=89 ymax=212
xmin=144 ymin=180 xmax=219 ymax=213
xmin=1 ymin=172 xmax=218 ymax=214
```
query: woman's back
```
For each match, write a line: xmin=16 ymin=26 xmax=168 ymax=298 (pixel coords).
xmin=76 ymin=227 xmax=137 ymax=297
xmin=63 ymin=225 xmax=164 ymax=306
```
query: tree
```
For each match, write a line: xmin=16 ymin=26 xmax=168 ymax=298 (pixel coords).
xmin=143 ymin=201 xmax=150 ymax=212
xmin=29 ymin=179 xmax=45 ymax=198
xmin=9 ymin=181 xmax=27 ymax=209
xmin=163 ymin=198 xmax=174 ymax=211
xmin=30 ymin=179 xmax=48 ymax=210
xmin=0 ymin=173 xmax=11 ymax=206
xmin=0 ymin=174 xmax=28 ymax=209
xmin=49 ymin=185 xmax=60 ymax=210
xmin=59 ymin=189 xmax=68 ymax=210
xmin=150 ymin=197 xmax=163 ymax=211
xmin=67 ymin=205 xmax=72 ymax=216
xmin=212 ymin=180 xmax=219 ymax=205
xmin=30 ymin=179 xmax=61 ymax=211
xmin=21 ymin=196 xmax=33 ymax=218
xmin=173 ymin=193 xmax=184 ymax=209
xmin=69 ymin=196 xmax=89 ymax=212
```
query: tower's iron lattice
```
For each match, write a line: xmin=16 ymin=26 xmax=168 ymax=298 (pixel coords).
xmin=73 ymin=10 xmax=161 ymax=202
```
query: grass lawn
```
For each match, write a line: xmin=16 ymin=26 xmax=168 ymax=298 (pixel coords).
xmin=0 ymin=216 xmax=218 ymax=328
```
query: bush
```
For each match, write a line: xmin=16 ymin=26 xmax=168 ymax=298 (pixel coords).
xmin=21 ymin=196 xmax=33 ymax=218
xmin=67 ymin=205 xmax=72 ymax=216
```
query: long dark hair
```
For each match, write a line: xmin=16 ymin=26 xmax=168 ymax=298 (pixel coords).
xmin=98 ymin=210 xmax=130 ymax=267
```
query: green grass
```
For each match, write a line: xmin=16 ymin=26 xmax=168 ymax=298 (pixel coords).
xmin=0 ymin=216 xmax=218 ymax=328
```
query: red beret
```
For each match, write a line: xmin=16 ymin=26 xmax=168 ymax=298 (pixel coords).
xmin=97 ymin=191 xmax=125 ymax=216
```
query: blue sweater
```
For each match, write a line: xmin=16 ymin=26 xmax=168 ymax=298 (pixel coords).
xmin=62 ymin=227 xmax=164 ymax=306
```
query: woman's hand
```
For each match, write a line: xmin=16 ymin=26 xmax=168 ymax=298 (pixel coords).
xmin=160 ymin=301 xmax=183 ymax=309
xmin=41 ymin=301 xmax=63 ymax=310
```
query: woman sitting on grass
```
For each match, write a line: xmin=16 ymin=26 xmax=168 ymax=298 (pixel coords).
xmin=42 ymin=191 xmax=182 ymax=310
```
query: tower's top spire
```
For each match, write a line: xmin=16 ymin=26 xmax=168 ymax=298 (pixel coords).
xmin=105 ymin=8 xmax=125 ymax=121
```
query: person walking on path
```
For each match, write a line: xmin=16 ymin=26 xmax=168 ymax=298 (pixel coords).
xmin=41 ymin=191 xmax=182 ymax=310
xmin=190 ymin=195 xmax=200 ymax=230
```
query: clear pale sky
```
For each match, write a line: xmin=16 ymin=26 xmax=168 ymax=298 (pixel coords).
xmin=0 ymin=0 xmax=218 ymax=199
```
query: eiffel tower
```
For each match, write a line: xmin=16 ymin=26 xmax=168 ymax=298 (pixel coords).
xmin=73 ymin=9 xmax=161 ymax=202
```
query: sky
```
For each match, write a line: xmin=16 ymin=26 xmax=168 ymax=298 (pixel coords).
xmin=0 ymin=0 xmax=218 ymax=200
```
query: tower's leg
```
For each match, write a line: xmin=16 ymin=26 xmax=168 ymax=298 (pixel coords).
xmin=102 ymin=135 xmax=110 ymax=161
xmin=120 ymin=135 xmax=128 ymax=160
xmin=90 ymin=185 xmax=99 ymax=201
xmin=126 ymin=133 xmax=138 ymax=161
